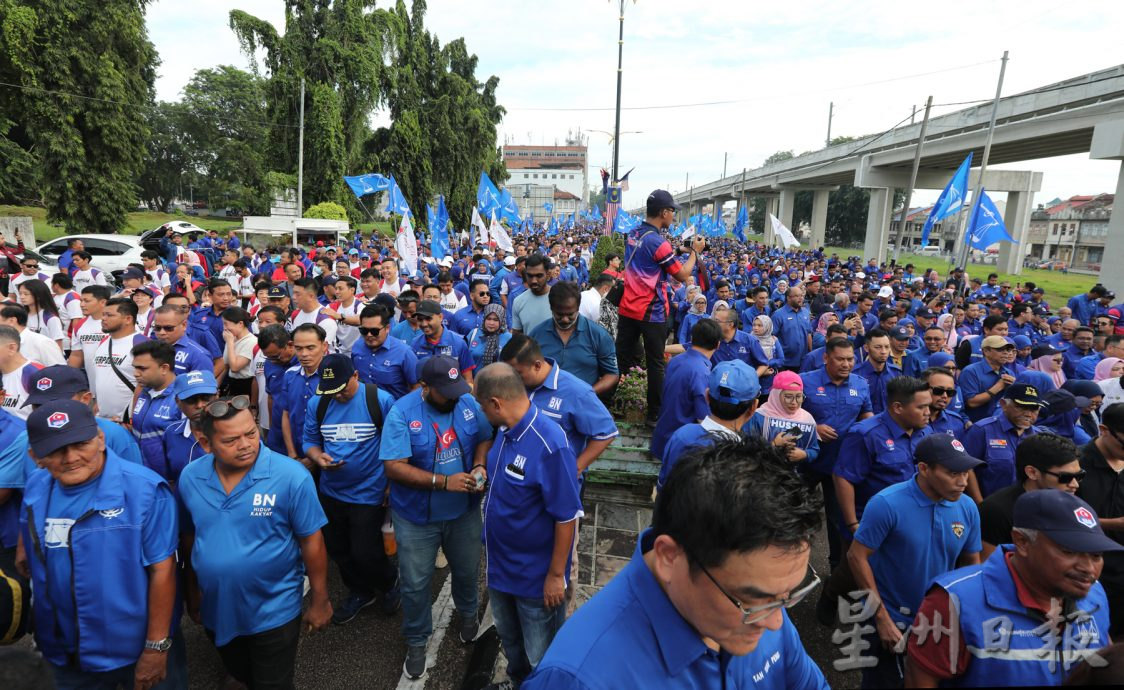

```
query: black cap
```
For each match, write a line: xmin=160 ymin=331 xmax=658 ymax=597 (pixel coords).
xmin=1013 ymin=491 xmax=1124 ymax=554
xmin=1030 ymin=344 xmax=1062 ymax=359
xmin=646 ymin=189 xmax=681 ymax=211
xmin=1041 ymin=389 xmax=1082 ymax=417
xmin=27 ymin=400 xmax=100 ymax=458
xmin=372 ymin=293 xmax=397 ymax=313
xmin=1031 ymin=305 xmax=1052 ymax=317
xmin=419 ymin=355 xmax=470 ymax=399
xmin=1003 ymin=382 xmax=1044 ymax=407
xmin=889 ymin=325 xmax=911 ymax=341
xmin=316 ymin=354 xmax=355 ymax=395
xmin=267 ymin=286 xmax=288 ymax=299
xmin=24 ymin=365 xmax=89 ymax=406
xmin=914 ymin=434 xmax=985 ymax=472
xmin=915 ymin=308 xmax=936 ymax=320
xmin=416 ymin=300 xmax=443 ymax=318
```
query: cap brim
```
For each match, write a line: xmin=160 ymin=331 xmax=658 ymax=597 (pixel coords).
xmin=432 ymin=377 xmax=471 ymax=399
xmin=175 ymin=384 xmax=218 ymax=401
xmin=24 ymin=388 xmax=80 ymax=407
xmin=1044 ymin=529 xmax=1124 ymax=554
xmin=316 ymin=381 xmax=348 ymax=396
xmin=1010 ymin=398 xmax=1045 ymax=408
xmin=31 ymin=424 xmax=98 ymax=458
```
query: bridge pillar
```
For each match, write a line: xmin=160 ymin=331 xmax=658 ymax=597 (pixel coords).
xmin=1092 ymin=119 xmax=1124 ymax=296
xmin=810 ymin=190 xmax=829 ymax=250
xmin=778 ymin=189 xmax=796 ymax=239
xmin=998 ymin=189 xmax=1036 ymax=275
xmin=863 ymin=188 xmax=892 ymax=263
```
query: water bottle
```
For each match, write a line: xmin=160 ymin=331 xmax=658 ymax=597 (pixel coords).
xmin=382 ymin=513 xmax=397 ymax=557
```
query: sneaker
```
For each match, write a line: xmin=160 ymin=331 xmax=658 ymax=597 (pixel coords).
xmin=435 ymin=548 xmax=448 ymax=569
xmin=380 ymin=579 xmax=402 ymax=616
xmin=482 ymin=682 xmax=516 ymax=690
xmin=459 ymin=614 xmax=479 ymax=644
xmin=403 ymin=644 xmax=427 ymax=680
xmin=331 ymin=592 xmax=376 ymax=625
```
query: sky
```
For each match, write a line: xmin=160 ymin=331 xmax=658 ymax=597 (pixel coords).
xmin=146 ymin=0 xmax=1124 ymax=211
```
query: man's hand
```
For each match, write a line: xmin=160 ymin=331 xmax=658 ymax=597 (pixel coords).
xmin=998 ymin=374 xmax=1016 ymax=386
xmin=303 ymin=596 xmax=332 ymax=633
xmin=690 ymin=236 xmax=706 ymax=255
xmin=446 ymin=471 xmax=482 ymax=493
xmin=875 ymin=609 xmax=904 ymax=650
xmin=321 ymin=307 xmax=340 ymax=320
xmin=544 ymin=573 xmax=566 ymax=609
xmin=134 ymin=649 xmax=168 ymax=690
xmin=816 ymin=424 xmax=838 ymax=442
xmin=312 ymin=453 xmax=342 ymax=469
xmin=14 ymin=540 xmax=28 ymax=579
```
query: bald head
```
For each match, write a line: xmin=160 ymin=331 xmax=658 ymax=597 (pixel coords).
xmin=475 ymin=362 xmax=528 ymax=404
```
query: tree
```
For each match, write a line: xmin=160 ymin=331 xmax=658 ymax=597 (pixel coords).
xmin=305 ymin=201 xmax=348 ymax=221
xmin=2 ymin=0 xmax=157 ymax=232
xmin=764 ymin=150 xmax=794 ymax=165
xmin=138 ymin=102 xmax=190 ymax=212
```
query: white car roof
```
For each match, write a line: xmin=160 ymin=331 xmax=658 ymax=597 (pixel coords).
xmin=49 ymin=234 xmax=142 ymax=246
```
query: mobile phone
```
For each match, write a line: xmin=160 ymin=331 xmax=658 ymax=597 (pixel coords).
xmin=784 ymin=427 xmax=803 ymax=439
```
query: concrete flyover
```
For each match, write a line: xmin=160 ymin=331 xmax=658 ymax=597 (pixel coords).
xmin=654 ymin=63 xmax=1124 ymax=281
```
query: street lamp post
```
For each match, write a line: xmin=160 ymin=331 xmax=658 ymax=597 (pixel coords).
xmin=611 ymin=0 xmax=627 ymax=185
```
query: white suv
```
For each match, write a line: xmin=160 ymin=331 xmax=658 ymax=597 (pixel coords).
xmin=36 ymin=234 xmax=146 ymax=282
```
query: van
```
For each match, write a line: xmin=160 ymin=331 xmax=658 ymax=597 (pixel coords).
xmin=918 ymin=245 xmax=941 ymax=255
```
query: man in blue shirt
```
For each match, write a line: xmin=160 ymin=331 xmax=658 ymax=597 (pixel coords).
xmin=476 ymin=364 xmax=583 ymax=685
xmin=257 ymin=325 xmax=298 ymax=455
xmin=450 ymin=279 xmax=492 ymax=336
xmin=303 ymin=354 xmax=400 ymax=625
xmin=20 ymin=400 xmax=181 ymax=689
xmin=960 ymin=335 xmax=1018 ymax=423
xmin=163 ymin=371 xmax=218 ymax=484
xmin=1067 ymin=284 xmax=1108 ymax=326
xmin=152 ymin=305 xmax=219 ymax=377
xmin=711 ymin=303 xmax=759 ymax=366
xmin=834 ymin=376 xmax=933 ymax=537
xmin=0 ymin=406 xmax=27 ymax=578
xmin=963 ymin=382 xmax=1044 ymax=502
xmin=921 ymin=367 xmax=967 ymax=438
xmin=771 ymin=286 xmax=813 ymax=370
xmin=853 ymin=328 xmax=902 ymax=414
xmin=848 ymin=435 xmax=983 ymax=688
xmin=352 ymin=303 xmax=419 ymax=400
xmin=523 ymin=434 xmax=828 ymax=690
xmin=280 ymin=323 xmax=328 ymax=463
xmin=528 ymin=281 xmax=620 ymax=394
xmin=179 ymin=396 xmax=331 ymax=689
xmin=161 ymin=293 xmax=223 ymax=361
xmin=129 ymin=341 xmax=185 ymax=480
xmin=1062 ymin=326 xmax=1095 ymax=378
xmin=380 ymin=356 xmax=493 ymax=680
xmin=651 ymin=318 xmax=720 ymax=461
xmin=412 ymin=300 xmax=476 ymax=386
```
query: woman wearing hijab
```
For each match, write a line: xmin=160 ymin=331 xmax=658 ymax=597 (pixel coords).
xmin=1028 ymin=345 xmax=1066 ymax=388
xmin=743 ymin=370 xmax=819 ymax=464
xmin=747 ymin=314 xmax=784 ymax=393
xmin=1095 ymin=357 xmax=1124 ymax=382
xmin=467 ymin=303 xmax=511 ymax=370
xmin=1037 ymin=389 xmax=1093 ymax=446
xmin=678 ymin=293 xmax=709 ymax=347
xmin=1013 ymin=336 xmax=1034 ymax=369
xmin=812 ymin=312 xmax=838 ymax=351
xmin=936 ymin=313 xmax=959 ymax=352
xmin=1064 ymin=379 xmax=1105 ymax=439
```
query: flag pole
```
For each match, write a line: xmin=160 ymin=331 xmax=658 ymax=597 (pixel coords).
xmin=893 ymin=95 xmax=932 ymax=263
xmin=611 ymin=0 xmax=626 ymax=186
xmin=955 ymin=51 xmax=1009 ymax=272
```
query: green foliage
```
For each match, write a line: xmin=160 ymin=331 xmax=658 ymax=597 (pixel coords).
xmin=138 ymin=101 xmax=190 ymax=212
xmin=2 ymin=0 xmax=157 ymax=232
xmin=305 ymin=201 xmax=348 ymax=221
xmin=764 ymin=150 xmax=795 ymax=165
xmin=590 ymin=234 xmax=624 ymax=277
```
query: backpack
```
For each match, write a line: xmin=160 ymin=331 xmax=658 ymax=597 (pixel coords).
xmin=0 ymin=563 xmax=30 ymax=644
xmin=315 ymin=382 xmax=384 ymax=431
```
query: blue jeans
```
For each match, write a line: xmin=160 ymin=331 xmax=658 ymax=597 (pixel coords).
xmin=489 ymin=588 xmax=567 ymax=683
xmin=51 ymin=626 xmax=188 ymax=690
xmin=393 ymin=507 xmax=482 ymax=646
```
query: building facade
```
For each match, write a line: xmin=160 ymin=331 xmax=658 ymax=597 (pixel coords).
xmin=1025 ymin=194 xmax=1112 ymax=270
xmin=502 ymin=142 xmax=589 ymax=219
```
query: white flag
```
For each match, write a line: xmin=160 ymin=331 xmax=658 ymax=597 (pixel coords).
xmin=396 ymin=213 xmax=419 ymax=277
xmin=769 ymin=214 xmax=801 ymax=249
xmin=680 ymin=224 xmax=697 ymax=240
xmin=490 ymin=211 xmax=514 ymax=252
xmin=471 ymin=206 xmax=490 ymax=246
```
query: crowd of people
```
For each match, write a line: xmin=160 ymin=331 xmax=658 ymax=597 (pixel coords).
xmin=0 ymin=188 xmax=1123 ymax=689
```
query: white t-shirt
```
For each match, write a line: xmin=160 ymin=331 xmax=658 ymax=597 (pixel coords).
xmin=26 ymin=311 xmax=65 ymax=344
xmin=333 ymin=299 xmax=363 ymax=352
xmin=70 ymin=316 xmax=106 ymax=388
xmin=252 ymin=345 xmax=269 ymax=430
xmin=291 ymin=307 xmax=339 ymax=352
xmin=72 ymin=268 xmax=107 ymax=292
xmin=10 ymin=272 xmax=51 ymax=291
xmin=1100 ymin=377 xmax=1124 ymax=409
xmin=53 ymin=291 xmax=84 ymax=335
xmin=2 ymin=361 xmax=44 ymax=419
xmin=146 ymin=268 xmax=172 ymax=292
xmin=20 ymin=330 xmax=64 ymax=367
xmin=579 ymin=288 xmax=603 ymax=323
xmin=93 ymin=333 xmax=147 ymax=420
xmin=217 ymin=265 xmax=239 ymax=284
xmin=224 ymin=333 xmax=257 ymax=379
xmin=438 ymin=289 xmax=466 ymax=312
xmin=379 ymin=278 xmax=405 ymax=298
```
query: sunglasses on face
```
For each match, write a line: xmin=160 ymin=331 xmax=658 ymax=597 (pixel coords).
xmin=929 ymin=386 xmax=956 ymax=397
xmin=152 ymin=324 xmax=179 ymax=332
xmin=359 ymin=326 xmax=383 ymax=336
xmin=1042 ymin=469 xmax=1086 ymax=484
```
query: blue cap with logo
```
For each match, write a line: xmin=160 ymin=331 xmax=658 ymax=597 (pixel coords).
xmin=24 ymin=365 xmax=90 ymax=406
xmin=889 ymin=325 xmax=911 ymax=341
xmin=708 ymin=360 xmax=761 ymax=405
xmin=646 ymin=189 xmax=681 ymax=211
xmin=419 ymin=355 xmax=470 ymax=399
xmin=174 ymin=370 xmax=218 ymax=401
xmin=1014 ymin=490 xmax=1124 ymax=553
xmin=27 ymin=399 xmax=100 ymax=458
xmin=914 ymin=434 xmax=985 ymax=472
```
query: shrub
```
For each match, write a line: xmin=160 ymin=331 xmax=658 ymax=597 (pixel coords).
xmin=305 ymin=202 xmax=348 ymax=222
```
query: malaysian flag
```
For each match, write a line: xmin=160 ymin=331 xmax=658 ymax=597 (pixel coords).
xmin=604 ymin=185 xmax=622 ymax=236
xmin=618 ymin=167 xmax=633 ymax=192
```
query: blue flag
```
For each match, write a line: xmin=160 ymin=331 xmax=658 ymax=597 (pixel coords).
xmin=966 ymin=189 xmax=1016 ymax=251
xmin=920 ymin=153 xmax=972 ymax=247
xmin=547 ymin=215 xmax=560 ymax=236
xmin=498 ymin=187 xmax=522 ymax=225
xmin=613 ymin=210 xmax=640 ymax=234
xmin=385 ymin=175 xmax=411 ymax=216
xmin=592 ymin=203 xmax=600 ymax=220
xmin=543 ymin=202 xmax=554 ymax=213
xmin=477 ymin=172 xmax=501 ymax=217
xmin=430 ymin=195 xmax=451 ymax=258
xmin=343 ymin=173 xmax=391 ymax=198
xmin=733 ymin=206 xmax=749 ymax=243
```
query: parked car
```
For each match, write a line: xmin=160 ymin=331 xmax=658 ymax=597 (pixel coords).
xmin=35 ymin=234 xmax=144 ymax=283
xmin=138 ymin=222 xmax=208 ymax=253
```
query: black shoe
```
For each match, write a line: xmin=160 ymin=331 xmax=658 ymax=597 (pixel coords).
xmin=332 ymin=592 xmax=376 ymax=625
xmin=459 ymin=614 xmax=479 ymax=644
xmin=403 ymin=644 xmax=427 ymax=680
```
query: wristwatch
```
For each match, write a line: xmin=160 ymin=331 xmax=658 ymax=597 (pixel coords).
xmin=144 ymin=637 xmax=173 ymax=653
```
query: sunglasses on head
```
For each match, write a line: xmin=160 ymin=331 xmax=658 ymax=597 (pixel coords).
xmin=202 ymin=395 xmax=251 ymax=419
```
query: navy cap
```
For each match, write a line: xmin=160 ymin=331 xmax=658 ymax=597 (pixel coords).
xmin=889 ymin=325 xmax=911 ymax=341
xmin=320 ymin=275 xmax=339 ymax=287
xmin=1041 ymin=389 xmax=1084 ymax=417
xmin=1004 ymin=382 xmax=1044 ymax=407
xmin=1032 ymin=305 xmax=1052 ymax=317
xmin=120 ymin=268 xmax=145 ymax=281
xmin=24 ymin=365 xmax=90 ymax=406
xmin=27 ymin=400 xmax=100 ymax=458
xmin=267 ymin=286 xmax=288 ymax=299
xmin=316 ymin=354 xmax=356 ymax=395
xmin=915 ymin=308 xmax=936 ymax=319
xmin=416 ymin=300 xmax=443 ymax=318
xmin=174 ymin=370 xmax=217 ymax=401
xmin=646 ymin=189 xmax=681 ymax=211
xmin=1014 ymin=491 xmax=1124 ymax=553
xmin=1030 ymin=344 xmax=1061 ymax=359
xmin=914 ymin=434 xmax=985 ymax=472
xmin=372 ymin=293 xmax=397 ymax=313
xmin=419 ymin=355 xmax=470 ymax=399
xmin=708 ymin=360 xmax=761 ymax=404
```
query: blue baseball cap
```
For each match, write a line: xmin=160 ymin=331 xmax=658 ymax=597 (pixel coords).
xmin=889 ymin=325 xmax=911 ymax=341
xmin=708 ymin=360 xmax=760 ymax=405
xmin=316 ymin=354 xmax=356 ymax=395
xmin=914 ymin=434 xmax=984 ymax=472
xmin=646 ymin=189 xmax=680 ymax=211
xmin=1014 ymin=491 xmax=1124 ymax=553
xmin=174 ymin=370 xmax=218 ymax=401
xmin=24 ymin=365 xmax=90 ymax=406
xmin=27 ymin=400 xmax=100 ymax=458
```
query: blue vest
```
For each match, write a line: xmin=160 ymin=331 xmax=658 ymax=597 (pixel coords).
xmin=20 ymin=453 xmax=174 ymax=672
xmin=934 ymin=546 xmax=1111 ymax=688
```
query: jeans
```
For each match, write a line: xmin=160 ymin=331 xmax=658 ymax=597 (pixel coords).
xmin=51 ymin=626 xmax=188 ymax=690
xmin=859 ymin=628 xmax=905 ymax=690
xmin=802 ymin=469 xmax=844 ymax=568
xmin=208 ymin=615 xmax=301 ymax=690
xmin=320 ymin=494 xmax=397 ymax=597
xmin=393 ymin=507 xmax=482 ymax=646
xmin=489 ymin=589 xmax=567 ymax=684
xmin=615 ymin=315 xmax=668 ymax=421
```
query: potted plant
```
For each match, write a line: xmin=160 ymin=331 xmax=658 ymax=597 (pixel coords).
xmin=612 ymin=366 xmax=648 ymax=423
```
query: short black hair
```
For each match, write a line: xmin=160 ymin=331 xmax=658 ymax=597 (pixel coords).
xmin=256 ymin=305 xmax=286 ymax=323
xmin=207 ymin=278 xmax=232 ymax=293
xmin=0 ymin=304 xmax=27 ymax=326
xmin=524 ymin=253 xmax=551 ymax=271
xmin=131 ymin=339 xmax=176 ymax=368
xmin=877 ymin=309 xmax=897 ymax=323
xmin=653 ymin=435 xmax=822 ymax=570
xmin=500 ymin=332 xmax=542 ymax=366
xmin=221 ymin=307 xmax=253 ymax=327
xmin=548 ymin=281 xmax=581 ymax=310
xmin=257 ymin=324 xmax=291 ymax=349
xmin=51 ymin=273 xmax=74 ymax=290
xmin=919 ymin=366 xmax=955 ymax=384
xmin=983 ymin=315 xmax=1007 ymax=331
xmin=1015 ymin=432 xmax=1077 ymax=478
xmin=887 ymin=376 xmax=928 ymax=406
xmin=360 ymin=303 xmax=393 ymax=326
xmin=690 ymin=318 xmax=721 ymax=350
xmin=104 ymin=297 xmax=137 ymax=322
xmin=593 ymin=273 xmax=615 ymax=288
xmin=825 ymin=336 xmax=853 ymax=354
xmin=707 ymin=395 xmax=755 ymax=422
xmin=293 ymin=277 xmax=318 ymax=292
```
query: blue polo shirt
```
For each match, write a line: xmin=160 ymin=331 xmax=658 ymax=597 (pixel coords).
xmin=178 ymin=444 xmax=327 ymax=646
xmin=0 ymin=410 xmax=28 ymax=550
xmin=131 ymin=384 xmax=184 ymax=479
xmin=711 ymin=329 xmax=757 ymax=366
xmin=528 ymin=316 xmax=618 ymax=388
xmin=162 ymin=418 xmax=208 ymax=485
xmin=1061 ymin=345 xmax=1093 ymax=379
xmin=411 ymin=328 xmax=475 ymax=377
xmin=771 ymin=304 xmax=813 ymax=367
xmin=188 ymin=306 xmax=226 ymax=352
xmin=351 ymin=335 xmax=418 ymax=400
xmin=279 ymin=364 xmax=321 ymax=454
xmin=959 ymin=360 xmax=1017 ymax=422
xmin=302 ymin=385 xmax=395 ymax=504
xmin=855 ymin=477 xmax=981 ymax=627
xmin=450 ymin=304 xmax=487 ymax=336
xmin=390 ymin=319 xmax=421 ymax=343
xmin=522 ymin=529 xmax=829 ymax=690
xmin=852 ymin=360 xmax=902 ymax=415
xmin=185 ymin=321 xmax=222 ymax=360
xmin=927 ymin=408 xmax=967 ymax=438
xmin=526 ymin=360 xmax=618 ymax=457
xmin=173 ymin=337 xmax=215 ymax=376
xmin=263 ymin=355 xmax=298 ymax=453
xmin=484 ymin=406 xmax=583 ymax=599
xmin=466 ymin=328 xmax=513 ymax=370
xmin=962 ymin=414 xmax=1040 ymax=499
xmin=799 ymin=369 xmax=872 ymax=475
xmin=650 ymin=349 xmax=712 ymax=461
xmin=834 ymin=413 xmax=932 ymax=518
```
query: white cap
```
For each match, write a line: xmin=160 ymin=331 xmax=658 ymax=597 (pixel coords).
xmin=503 ymin=256 xmax=516 ymax=267
xmin=438 ymin=257 xmax=453 ymax=267
xmin=856 ymin=271 xmax=866 ymax=279
xmin=877 ymin=286 xmax=894 ymax=298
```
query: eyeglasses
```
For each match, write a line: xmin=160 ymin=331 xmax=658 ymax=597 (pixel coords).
xmin=22 ymin=263 xmax=38 ymax=269
xmin=696 ymin=560 xmax=820 ymax=626
xmin=152 ymin=324 xmax=179 ymax=332
xmin=929 ymin=386 xmax=956 ymax=397
xmin=780 ymin=393 xmax=805 ymax=404
xmin=1042 ymin=469 xmax=1087 ymax=484
xmin=202 ymin=395 xmax=251 ymax=419
xmin=359 ymin=326 xmax=383 ymax=336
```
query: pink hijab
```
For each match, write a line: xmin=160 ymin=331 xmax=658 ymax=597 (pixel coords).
xmin=760 ymin=370 xmax=817 ymax=423
xmin=1029 ymin=354 xmax=1066 ymax=388
xmin=1095 ymin=357 xmax=1122 ymax=382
